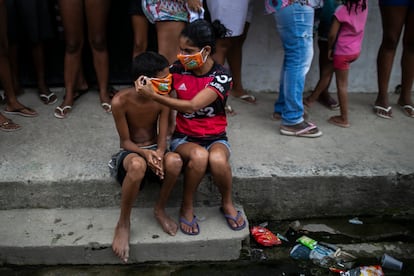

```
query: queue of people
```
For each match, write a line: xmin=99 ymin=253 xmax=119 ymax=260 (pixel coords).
xmin=0 ymin=0 xmax=413 ymax=264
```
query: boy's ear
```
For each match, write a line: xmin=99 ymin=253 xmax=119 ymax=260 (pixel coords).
xmin=204 ymin=45 xmax=212 ymax=56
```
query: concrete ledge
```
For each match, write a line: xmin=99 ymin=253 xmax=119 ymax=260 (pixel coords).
xmin=0 ymin=207 xmax=249 ymax=265
xmin=0 ymin=91 xmax=413 ymax=220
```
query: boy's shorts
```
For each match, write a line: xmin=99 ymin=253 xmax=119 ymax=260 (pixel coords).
xmin=333 ymin=53 xmax=359 ymax=70
xmin=108 ymin=145 xmax=161 ymax=187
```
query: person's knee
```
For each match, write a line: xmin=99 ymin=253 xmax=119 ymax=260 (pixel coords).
xmin=208 ymin=151 xmax=229 ymax=172
xmin=126 ymin=157 xmax=146 ymax=181
xmin=65 ymin=40 xmax=83 ymax=54
xmin=164 ymin=153 xmax=183 ymax=175
xmin=187 ymin=148 xmax=209 ymax=171
xmin=382 ymin=34 xmax=400 ymax=50
xmin=89 ymin=35 xmax=107 ymax=52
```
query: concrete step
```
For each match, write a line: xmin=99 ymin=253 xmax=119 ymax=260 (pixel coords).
xmin=1 ymin=91 xmax=414 ymax=220
xmin=0 ymin=207 xmax=249 ymax=265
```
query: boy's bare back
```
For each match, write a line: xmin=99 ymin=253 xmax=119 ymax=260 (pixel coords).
xmin=111 ymin=87 xmax=168 ymax=146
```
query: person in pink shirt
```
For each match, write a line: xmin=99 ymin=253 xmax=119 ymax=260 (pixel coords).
xmin=327 ymin=0 xmax=368 ymax=128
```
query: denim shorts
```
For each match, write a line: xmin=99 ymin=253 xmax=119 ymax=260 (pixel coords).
xmin=169 ymin=135 xmax=231 ymax=154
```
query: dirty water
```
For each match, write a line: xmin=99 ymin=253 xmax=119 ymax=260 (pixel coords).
xmin=1 ymin=216 xmax=413 ymax=276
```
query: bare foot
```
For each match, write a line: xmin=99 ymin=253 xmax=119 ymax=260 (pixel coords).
xmin=154 ymin=208 xmax=178 ymax=236
xmin=112 ymin=222 xmax=130 ymax=263
xmin=328 ymin=115 xmax=350 ymax=128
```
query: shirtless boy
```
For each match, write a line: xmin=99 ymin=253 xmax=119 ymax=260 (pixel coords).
xmin=109 ymin=52 xmax=182 ymax=263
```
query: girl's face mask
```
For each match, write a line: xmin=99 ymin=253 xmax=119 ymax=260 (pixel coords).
xmin=149 ymin=73 xmax=172 ymax=95
xmin=177 ymin=48 xmax=208 ymax=70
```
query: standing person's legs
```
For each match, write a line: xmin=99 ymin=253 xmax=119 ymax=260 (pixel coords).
xmin=156 ymin=21 xmax=185 ymax=64
xmin=0 ymin=0 xmax=37 ymax=117
xmin=85 ymin=0 xmax=111 ymax=112
xmin=174 ymin=142 xmax=208 ymax=235
xmin=131 ymin=16 xmax=149 ymax=58
xmin=305 ymin=39 xmax=337 ymax=109
xmin=156 ymin=20 xmax=185 ymax=134
xmin=130 ymin=0 xmax=149 ymax=58
xmin=153 ymin=152 xmax=182 ymax=236
xmin=273 ymin=4 xmax=317 ymax=135
xmin=112 ymin=153 xmax=147 ymax=263
xmin=375 ymin=5 xmax=406 ymax=118
xmin=208 ymin=143 xmax=245 ymax=230
xmin=397 ymin=8 xmax=414 ymax=117
xmin=56 ymin=0 xmax=84 ymax=118
xmin=328 ymin=68 xmax=350 ymax=127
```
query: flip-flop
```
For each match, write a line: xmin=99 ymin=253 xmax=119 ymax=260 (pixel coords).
xmin=4 ymin=106 xmax=38 ymax=117
xmin=54 ymin=105 xmax=72 ymax=119
xmin=280 ymin=121 xmax=322 ymax=138
xmin=179 ymin=216 xmax=200 ymax=235
xmin=0 ymin=119 xmax=21 ymax=132
xmin=220 ymin=207 xmax=246 ymax=231
xmin=225 ymin=104 xmax=236 ymax=116
xmin=373 ymin=105 xmax=392 ymax=119
xmin=317 ymin=96 xmax=339 ymax=110
xmin=39 ymin=91 xmax=58 ymax=105
xmin=101 ymin=102 xmax=112 ymax=113
xmin=399 ymin=104 xmax=414 ymax=118
xmin=233 ymin=94 xmax=256 ymax=104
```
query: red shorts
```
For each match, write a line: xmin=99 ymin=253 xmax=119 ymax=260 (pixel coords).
xmin=333 ymin=53 xmax=360 ymax=70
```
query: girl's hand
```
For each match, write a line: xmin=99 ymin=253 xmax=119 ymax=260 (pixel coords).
xmin=187 ymin=0 xmax=202 ymax=12
xmin=135 ymin=76 xmax=154 ymax=97
xmin=328 ymin=49 xmax=333 ymax=61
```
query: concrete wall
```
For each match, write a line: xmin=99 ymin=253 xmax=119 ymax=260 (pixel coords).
xmin=242 ymin=1 xmax=404 ymax=93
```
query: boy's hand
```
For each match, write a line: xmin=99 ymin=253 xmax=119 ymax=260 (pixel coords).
xmin=143 ymin=149 xmax=164 ymax=179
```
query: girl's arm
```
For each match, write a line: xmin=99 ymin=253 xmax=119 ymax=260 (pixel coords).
xmin=135 ymin=76 xmax=218 ymax=113
xmin=327 ymin=17 xmax=340 ymax=60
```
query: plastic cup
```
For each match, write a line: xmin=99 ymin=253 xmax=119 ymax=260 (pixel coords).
xmin=381 ymin=253 xmax=403 ymax=271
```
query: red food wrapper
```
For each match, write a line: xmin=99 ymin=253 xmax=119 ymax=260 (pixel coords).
xmin=250 ymin=226 xmax=282 ymax=247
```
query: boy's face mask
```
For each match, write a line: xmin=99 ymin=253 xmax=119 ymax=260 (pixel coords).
xmin=150 ymin=73 xmax=172 ymax=95
xmin=177 ymin=48 xmax=207 ymax=70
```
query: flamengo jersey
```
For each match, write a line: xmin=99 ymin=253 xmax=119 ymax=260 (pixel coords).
xmin=170 ymin=61 xmax=232 ymax=137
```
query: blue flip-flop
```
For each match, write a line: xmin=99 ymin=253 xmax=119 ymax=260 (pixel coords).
xmin=220 ymin=207 xmax=246 ymax=231
xmin=179 ymin=216 xmax=200 ymax=235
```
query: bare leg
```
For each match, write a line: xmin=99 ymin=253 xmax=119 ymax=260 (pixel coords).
xmin=328 ymin=69 xmax=350 ymax=128
xmin=175 ymin=143 xmax=209 ymax=234
xmin=397 ymin=10 xmax=414 ymax=116
xmin=208 ymin=143 xmax=245 ymax=229
xmin=85 ymin=0 xmax=111 ymax=109
xmin=305 ymin=40 xmax=336 ymax=108
xmin=57 ymin=0 xmax=84 ymax=115
xmin=112 ymin=154 xmax=146 ymax=263
xmin=154 ymin=152 xmax=182 ymax=236
xmin=0 ymin=2 xmax=37 ymax=116
xmin=156 ymin=21 xmax=185 ymax=135
xmin=375 ymin=5 xmax=406 ymax=116
xmin=156 ymin=21 xmax=185 ymax=64
xmin=131 ymin=14 xmax=149 ymax=59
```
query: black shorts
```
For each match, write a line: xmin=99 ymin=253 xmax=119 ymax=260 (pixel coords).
xmin=128 ymin=0 xmax=145 ymax=16
xmin=108 ymin=148 xmax=161 ymax=188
